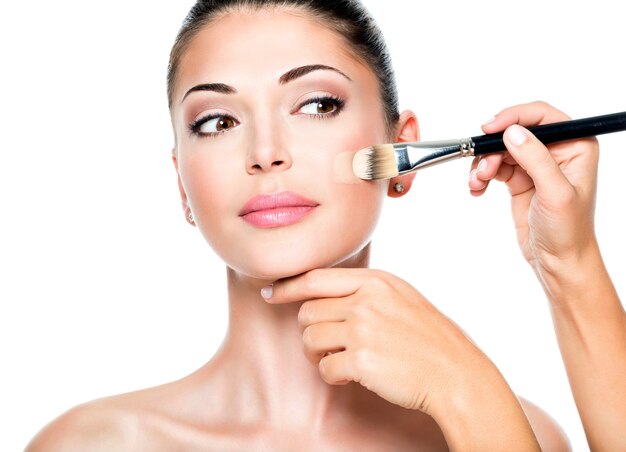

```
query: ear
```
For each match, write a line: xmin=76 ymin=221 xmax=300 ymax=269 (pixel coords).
xmin=387 ymin=110 xmax=419 ymax=198
xmin=172 ymin=148 xmax=195 ymax=226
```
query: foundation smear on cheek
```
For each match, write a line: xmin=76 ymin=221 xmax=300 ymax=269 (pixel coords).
xmin=332 ymin=151 xmax=362 ymax=184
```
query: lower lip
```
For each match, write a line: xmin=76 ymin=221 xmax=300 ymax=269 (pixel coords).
xmin=240 ymin=206 xmax=317 ymax=228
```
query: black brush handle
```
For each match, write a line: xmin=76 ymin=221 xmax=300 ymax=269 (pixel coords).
xmin=470 ymin=111 xmax=626 ymax=155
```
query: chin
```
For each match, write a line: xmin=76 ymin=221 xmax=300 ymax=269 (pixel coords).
xmin=222 ymin=236 xmax=372 ymax=281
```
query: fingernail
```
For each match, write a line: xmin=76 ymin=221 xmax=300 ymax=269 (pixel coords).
xmin=483 ymin=116 xmax=496 ymax=126
xmin=261 ymin=285 xmax=273 ymax=299
xmin=470 ymin=168 xmax=478 ymax=182
xmin=477 ymin=159 xmax=488 ymax=174
xmin=506 ymin=125 xmax=527 ymax=146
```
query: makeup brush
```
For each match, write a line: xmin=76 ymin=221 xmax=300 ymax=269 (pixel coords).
xmin=352 ymin=111 xmax=626 ymax=180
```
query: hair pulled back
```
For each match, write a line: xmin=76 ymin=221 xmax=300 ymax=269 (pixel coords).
xmin=167 ymin=0 xmax=400 ymax=135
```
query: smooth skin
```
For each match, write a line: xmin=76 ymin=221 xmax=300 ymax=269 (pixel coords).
xmin=26 ymin=8 xmax=581 ymax=452
xmin=468 ymin=101 xmax=626 ymax=451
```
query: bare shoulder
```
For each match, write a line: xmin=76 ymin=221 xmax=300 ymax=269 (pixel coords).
xmin=24 ymin=376 xmax=214 ymax=452
xmin=518 ymin=396 xmax=572 ymax=452
xmin=25 ymin=398 xmax=139 ymax=452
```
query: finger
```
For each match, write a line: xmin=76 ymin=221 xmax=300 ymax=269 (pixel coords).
xmin=469 ymin=152 xmax=506 ymax=195
xmin=318 ymin=350 xmax=353 ymax=385
xmin=302 ymin=322 xmax=348 ymax=364
xmin=495 ymin=162 xmax=535 ymax=196
xmin=469 ymin=155 xmax=502 ymax=196
xmin=468 ymin=157 xmax=487 ymax=192
xmin=481 ymin=101 xmax=571 ymax=134
xmin=469 ymin=185 xmax=488 ymax=197
xmin=263 ymin=268 xmax=367 ymax=304
xmin=493 ymin=162 xmax=514 ymax=182
xmin=503 ymin=125 xmax=572 ymax=196
xmin=298 ymin=298 xmax=350 ymax=334
xmin=476 ymin=153 xmax=504 ymax=182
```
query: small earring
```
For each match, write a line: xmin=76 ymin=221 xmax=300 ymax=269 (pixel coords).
xmin=188 ymin=211 xmax=194 ymax=223
xmin=393 ymin=182 xmax=405 ymax=193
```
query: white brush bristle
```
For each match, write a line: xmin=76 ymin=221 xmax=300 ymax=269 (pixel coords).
xmin=352 ymin=145 xmax=399 ymax=180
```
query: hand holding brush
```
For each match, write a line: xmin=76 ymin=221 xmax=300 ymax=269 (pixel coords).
xmin=352 ymin=107 xmax=626 ymax=180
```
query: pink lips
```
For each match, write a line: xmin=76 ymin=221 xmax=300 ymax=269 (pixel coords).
xmin=239 ymin=191 xmax=319 ymax=228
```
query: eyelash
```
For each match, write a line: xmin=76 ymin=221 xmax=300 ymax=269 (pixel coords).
xmin=188 ymin=114 xmax=234 ymax=139
xmin=296 ymin=95 xmax=346 ymax=119
xmin=188 ymin=95 xmax=346 ymax=138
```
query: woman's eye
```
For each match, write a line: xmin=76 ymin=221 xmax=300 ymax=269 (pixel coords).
xmin=298 ymin=97 xmax=344 ymax=116
xmin=191 ymin=115 xmax=238 ymax=137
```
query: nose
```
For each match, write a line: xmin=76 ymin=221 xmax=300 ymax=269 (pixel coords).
xmin=245 ymin=128 xmax=293 ymax=175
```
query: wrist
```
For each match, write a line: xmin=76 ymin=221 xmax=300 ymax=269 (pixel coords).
xmin=531 ymin=238 xmax=607 ymax=306
xmin=430 ymin=355 xmax=540 ymax=450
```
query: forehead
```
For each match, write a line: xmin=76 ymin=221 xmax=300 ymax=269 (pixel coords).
xmin=174 ymin=7 xmax=376 ymax=102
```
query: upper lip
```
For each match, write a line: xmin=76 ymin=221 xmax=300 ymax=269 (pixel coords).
xmin=239 ymin=191 xmax=319 ymax=216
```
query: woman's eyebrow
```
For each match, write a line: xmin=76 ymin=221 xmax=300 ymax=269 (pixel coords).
xmin=278 ymin=64 xmax=352 ymax=85
xmin=181 ymin=65 xmax=351 ymax=105
xmin=181 ymin=83 xmax=236 ymax=104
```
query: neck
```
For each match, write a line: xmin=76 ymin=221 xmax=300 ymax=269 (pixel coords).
xmin=202 ymin=244 xmax=376 ymax=433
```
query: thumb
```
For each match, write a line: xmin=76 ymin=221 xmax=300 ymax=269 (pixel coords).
xmin=503 ymin=124 xmax=571 ymax=195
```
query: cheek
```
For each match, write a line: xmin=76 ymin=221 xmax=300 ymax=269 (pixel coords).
xmin=182 ymin=157 xmax=224 ymax=207
xmin=285 ymin=110 xmax=388 ymax=252
xmin=298 ymin=137 xmax=386 ymax=260
xmin=179 ymin=150 xmax=237 ymax=242
xmin=330 ymin=181 xmax=386 ymax=240
xmin=291 ymin=113 xmax=386 ymax=184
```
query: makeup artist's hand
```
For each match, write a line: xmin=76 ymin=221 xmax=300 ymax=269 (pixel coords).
xmin=261 ymin=268 xmax=540 ymax=449
xmin=470 ymin=103 xmax=626 ymax=450
xmin=468 ymin=101 xmax=600 ymax=289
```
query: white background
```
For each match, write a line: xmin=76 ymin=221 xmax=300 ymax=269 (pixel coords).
xmin=1 ymin=1 xmax=624 ymax=450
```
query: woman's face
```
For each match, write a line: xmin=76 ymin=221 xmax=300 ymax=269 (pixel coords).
xmin=171 ymin=8 xmax=393 ymax=280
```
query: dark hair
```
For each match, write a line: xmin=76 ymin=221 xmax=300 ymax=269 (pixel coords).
xmin=167 ymin=0 xmax=400 ymax=136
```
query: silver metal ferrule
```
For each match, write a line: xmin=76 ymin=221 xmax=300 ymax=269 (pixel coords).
xmin=395 ymin=138 xmax=475 ymax=175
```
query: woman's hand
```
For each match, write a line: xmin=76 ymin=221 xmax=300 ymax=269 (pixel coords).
xmin=263 ymin=268 xmax=481 ymax=413
xmin=262 ymin=268 xmax=541 ymax=450
xmin=468 ymin=101 xmax=600 ymax=292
